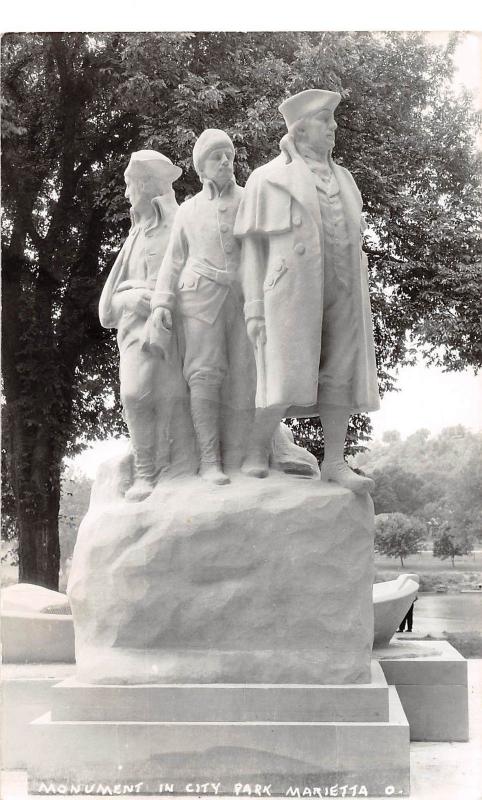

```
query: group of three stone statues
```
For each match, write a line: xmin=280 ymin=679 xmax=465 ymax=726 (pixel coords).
xmin=100 ymin=88 xmax=380 ymax=501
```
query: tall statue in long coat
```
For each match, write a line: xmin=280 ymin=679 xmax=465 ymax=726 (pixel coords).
xmin=234 ymin=89 xmax=380 ymax=493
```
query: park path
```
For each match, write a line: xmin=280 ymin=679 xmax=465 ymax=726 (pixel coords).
xmin=403 ymin=592 xmax=482 ymax=635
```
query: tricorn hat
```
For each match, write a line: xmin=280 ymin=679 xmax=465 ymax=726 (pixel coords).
xmin=124 ymin=150 xmax=182 ymax=183
xmin=279 ymin=89 xmax=341 ymax=129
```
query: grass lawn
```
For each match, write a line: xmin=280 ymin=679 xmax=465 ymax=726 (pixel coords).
xmin=375 ymin=550 xmax=482 ymax=573
xmin=375 ymin=550 xmax=482 ymax=592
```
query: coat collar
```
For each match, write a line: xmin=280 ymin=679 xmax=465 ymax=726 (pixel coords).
xmin=202 ymin=177 xmax=236 ymax=200
xmin=267 ymin=134 xmax=362 ymax=240
xmin=266 ymin=140 xmax=320 ymax=225
xmin=129 ymin=190 xmax=179 ymax=233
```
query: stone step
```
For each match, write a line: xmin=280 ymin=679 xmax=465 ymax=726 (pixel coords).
xmin=28 ymin=687 xmax=409 ymax=797
xmin=50 ymin=661 xmax=389 ymax=724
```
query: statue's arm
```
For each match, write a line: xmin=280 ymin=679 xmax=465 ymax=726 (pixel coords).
xmin=151 ymin=212 xmax=188 ymax=313
xmin=239 ymin=235 xmax=266 ymax=320
xmin=111 ymin=283 xmax=152 ymax=321
xmin=99 ymin=241 xmax=128 ymax=329
xmin=239 ymin=234 xmax=267 ymax=345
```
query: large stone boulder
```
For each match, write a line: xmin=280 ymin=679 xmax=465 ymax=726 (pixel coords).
xmin=68 ymin=461 xmax=375 ymax=685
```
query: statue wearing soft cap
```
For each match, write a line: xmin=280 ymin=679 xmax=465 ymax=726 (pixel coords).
xmin=235 ymin=89 xmax=380 ymax=492
xmin=99 ymin=150 xmax=184 ymax=501
xmin=151 ymin=130 xmax=257 ymax=485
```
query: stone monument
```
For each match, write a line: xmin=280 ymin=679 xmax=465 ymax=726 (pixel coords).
xmin=28 ymin=92 xmax=411 ymax=797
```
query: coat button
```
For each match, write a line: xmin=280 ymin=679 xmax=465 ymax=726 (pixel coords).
xmin=187 ymin=278 xmax=195 ymax=288
xmin=268 ymin=277 xmax=275 ymax=286
xmin=178 ymin=281 xmax=184 ymax=289
xmin=219 ymin=203 xmax=228 ymax=212
xmin=293 ymin=215 xmax=302 ymax=226
xmin=220 ymin=222 xmax=229 ymax=232
xmin=276 ymin=263 xmax=283 ymax=272
xmin=294 ymin=243 xmax=305 ymax=255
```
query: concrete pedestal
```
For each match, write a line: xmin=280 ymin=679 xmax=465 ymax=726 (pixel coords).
xmin=27 ymin=661 xmax=410 ymax=797
xmin=1 ymin=665 xmax=73 ymax=770
xmin=375 ymin=638 xmax=469 ymax=741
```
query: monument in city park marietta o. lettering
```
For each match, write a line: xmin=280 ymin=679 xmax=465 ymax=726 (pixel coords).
xmin=67 ymin=89 xmax=380 ymax=687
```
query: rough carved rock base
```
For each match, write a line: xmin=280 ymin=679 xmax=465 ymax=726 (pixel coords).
xmin=68 ymin=464 xmax=375 ymax=685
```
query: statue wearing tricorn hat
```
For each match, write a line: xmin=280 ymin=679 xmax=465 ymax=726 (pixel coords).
xmin=235 ymin=88 xmax=380 ymax=491
xmin=99 ymin=149 xmax=185 ymax=501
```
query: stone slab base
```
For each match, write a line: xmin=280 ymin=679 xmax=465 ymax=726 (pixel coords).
xmin=50 ymin=662 xmax=388 ymax=724
xmin=28 ymin=685 xmax=409 ymax=797
xmin=1 ymin=665 xmax=74 ymax=769
xmin=375 ymin=639 xmax=468 ymax=741
xmin=2 ymin=611 xmax=75 ymax=664
xmin=4 ymin=641 xmax=469 ymax=776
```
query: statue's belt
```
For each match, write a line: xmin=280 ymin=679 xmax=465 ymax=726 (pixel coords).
xmin=186 ymin=258 xmax=236 ymax=287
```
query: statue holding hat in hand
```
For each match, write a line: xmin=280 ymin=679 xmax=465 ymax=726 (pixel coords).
xmin=99 ymin=149 xmax=185 ymax=501
xmin=235 ymin=89 xmax=380 ymax=492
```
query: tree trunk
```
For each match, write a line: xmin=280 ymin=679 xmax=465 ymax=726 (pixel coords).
xmin=2 ymin=244 xmax=66 ymax=592
xmin=6 ymin=402 xmax=63 ymax=591
xmin=17 ymin=484 xmax=61 ymax=590
xmin=400 ymin=555 xmax=404 ymax=566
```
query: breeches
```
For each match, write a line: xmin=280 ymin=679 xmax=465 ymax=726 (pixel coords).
xmin=318 ymin=262 xmax=358 ymax=409
xmin=119 ymin=339 xmax=164 ymax=411
xmin=181 ymin=291 xmax=256 ymax=410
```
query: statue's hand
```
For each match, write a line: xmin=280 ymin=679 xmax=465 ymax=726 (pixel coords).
xmin=119 ymin=288 xmax=152 ymax=318
xmin=247 ymin=317 xmax=266 ymax=346
xmin=152 ymin=306 xmax=172 ymax=332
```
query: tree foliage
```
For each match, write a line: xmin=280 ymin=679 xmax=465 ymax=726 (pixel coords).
xmin=375 ymin=512 xmax=426 ymax=566
xmin=58 ymin=469 xmax=92 ymax=569
xmin=432 ymin=529 xmax=473 ymax=567
xmin=355 ymin=427 xmax=482 ymax=541
xmin=2 ymin=32 xmax=481 ymax=588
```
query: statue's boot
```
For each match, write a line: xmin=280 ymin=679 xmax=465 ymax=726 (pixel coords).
xmin=242 ymin=407 xmax=283 ymax=478
xmin=125 ymin=475 xmax=155 ymax=502
xmin=320 ymin=461 xmax=374 ymax=494
xmin=123 ymin=406 xmax=157 ymax=502
xmin=191 ymin=394 xmax=230 ymax=486
xmin=241 ymin=448 xmax=270 ymax=478
xmin=318 ymin=403 xmax=374 ymax=494
xmin=271 ymin=422 xmax=320 ymax=477
xmin=222 ymin=408 xmax=254 ymax=471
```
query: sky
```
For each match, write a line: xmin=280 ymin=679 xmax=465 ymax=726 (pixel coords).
xmin=2 ymin=3 xmax=482 ymax=35
xmin=370 ymin=364 xmax=481 ymax=440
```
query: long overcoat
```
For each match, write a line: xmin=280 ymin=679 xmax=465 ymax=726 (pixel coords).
xmin=234 ymin=148 xmax=380 ymax=416
xmin=99 ymin=193 xmax=179 ymax=351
